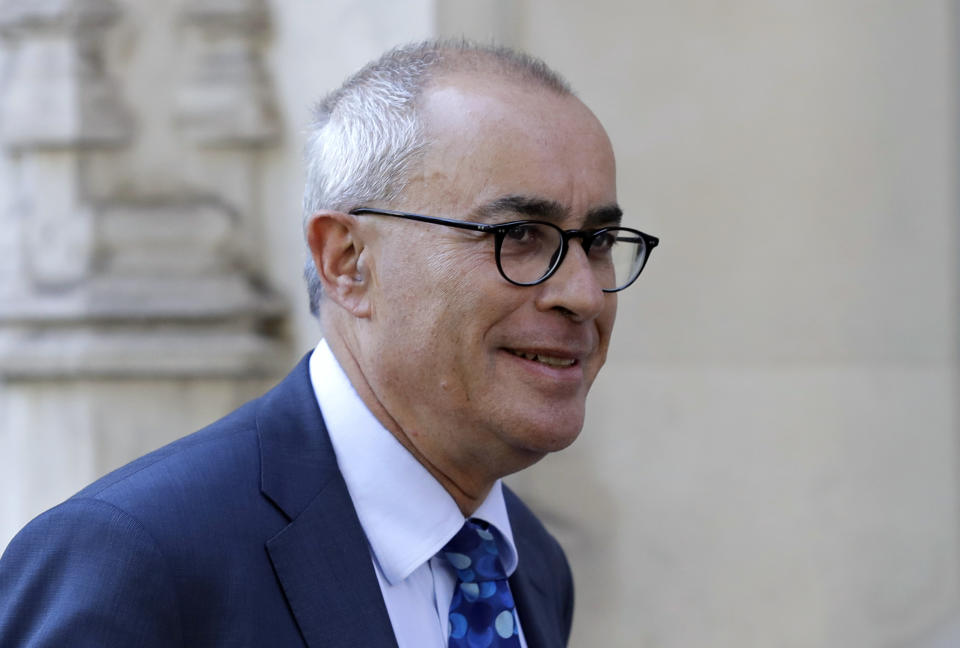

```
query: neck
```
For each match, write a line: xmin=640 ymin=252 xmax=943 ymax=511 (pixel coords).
xmin=322 ymin=328 xmax=495 ymax=516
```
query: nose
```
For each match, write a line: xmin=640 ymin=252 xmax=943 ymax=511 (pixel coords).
xmin=534 ymin=241 xmax=609 ymax=321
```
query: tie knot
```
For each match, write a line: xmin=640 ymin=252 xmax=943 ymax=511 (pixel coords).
xmin=441 ymin=519 xmax=508 ymax=583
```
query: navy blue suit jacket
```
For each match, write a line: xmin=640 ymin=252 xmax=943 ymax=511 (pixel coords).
xmin=0 ymin=356 xmax=574 ymax=647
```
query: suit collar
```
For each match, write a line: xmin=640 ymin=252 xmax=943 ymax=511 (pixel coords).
xmin=257 ymin=354 xmax=398 ymax=648
xmin=257 ymin=353 xmax=336 ymax=520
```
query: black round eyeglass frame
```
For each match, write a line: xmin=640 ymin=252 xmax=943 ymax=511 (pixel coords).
xmin=349 ymin=207 xmax=659 ymax=292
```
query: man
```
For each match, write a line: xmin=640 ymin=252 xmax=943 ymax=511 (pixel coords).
xmin=0 ymin=41 xmax=657 ymax=647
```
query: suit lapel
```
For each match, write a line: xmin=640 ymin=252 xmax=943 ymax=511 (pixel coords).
xmin=509 ymin=542 xmax=554 ymax=648
xmin=257 ymin=355 xmax=398 ymax=648
xmin=265 ymin=474 xmax=397 ymax=648
xmin=506 ymin=489 xmax=570 ymax=648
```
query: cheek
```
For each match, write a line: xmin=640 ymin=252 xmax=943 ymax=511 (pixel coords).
xmin=422 ymin=245 xmax=505 ymax=324
xmin=372 ymin=236 xmax=518 ymax=369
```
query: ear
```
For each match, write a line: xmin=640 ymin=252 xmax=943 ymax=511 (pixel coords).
xmin=305 ymin=211 xmax=371 ymax=317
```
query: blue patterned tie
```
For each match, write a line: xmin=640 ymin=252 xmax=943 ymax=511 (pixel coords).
xmin=440 ymin=519 xmax=522 ymax=647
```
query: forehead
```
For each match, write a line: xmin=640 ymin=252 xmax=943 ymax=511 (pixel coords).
xmin=406 ymin=73 xmax=617 ymax=223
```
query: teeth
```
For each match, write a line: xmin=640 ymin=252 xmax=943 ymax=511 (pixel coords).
xmin=536 ymin=355 xmax=575 ymax=367
xmin=509 ymin=349 xmax=576 ymax=367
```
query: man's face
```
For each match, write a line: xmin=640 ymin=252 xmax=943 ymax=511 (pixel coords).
xmin=355 ymin=72 xmax=619 ymax=484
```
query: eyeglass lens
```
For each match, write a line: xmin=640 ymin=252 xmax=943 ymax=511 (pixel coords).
xmin=497 ymin=223 xmax=645 ymax=290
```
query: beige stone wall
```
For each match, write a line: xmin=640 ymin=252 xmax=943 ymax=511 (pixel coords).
xmin=502 ymin=1 xmax=960 ymax=646
xmin=1 ymin=1 xmax=958 ymax=646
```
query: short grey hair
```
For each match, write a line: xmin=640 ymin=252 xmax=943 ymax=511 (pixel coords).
xmin=302 ymin=39 xmax=572 ymax=316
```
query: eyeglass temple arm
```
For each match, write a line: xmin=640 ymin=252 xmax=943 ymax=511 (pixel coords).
xmin=349 ymin=208 xmax=497 ymax=234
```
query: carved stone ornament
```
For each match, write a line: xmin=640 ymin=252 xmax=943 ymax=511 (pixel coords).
xmin=0 ymin=196 xmax=286 ymax=378
xmin=0 ymin=0 xmax=287 ymax=378
xmin=179 ymin=0 xmax=269 ymax=33
xmin=174 ymin=0 xmax=280 ymax=146
xmin=0 ymin=0 xmax=131 ymax=148
xmin=0 ymin=0 xmax=120 ymax=33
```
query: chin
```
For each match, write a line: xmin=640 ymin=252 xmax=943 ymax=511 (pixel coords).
xmin=508 ymin=413 xmax=584 ymax=456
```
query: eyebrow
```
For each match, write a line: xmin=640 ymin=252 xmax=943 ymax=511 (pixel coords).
xmin=584 ymin=204 xmax=623 ymax=229
xmin=474 ymin=195 xmax=566 ymax=224
xmin=473 ymin=195 xmax=623 ymax=228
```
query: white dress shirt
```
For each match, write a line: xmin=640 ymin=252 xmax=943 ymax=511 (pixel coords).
xmin=309 ymin=339 xmax=528 ymax=648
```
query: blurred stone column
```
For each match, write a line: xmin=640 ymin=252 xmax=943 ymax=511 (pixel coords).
xmin=0 ymin=0 xmax=286 ymax=547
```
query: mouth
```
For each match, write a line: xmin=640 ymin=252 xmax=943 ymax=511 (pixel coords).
xmin=505 ymin=348 xmax=578 ymax=368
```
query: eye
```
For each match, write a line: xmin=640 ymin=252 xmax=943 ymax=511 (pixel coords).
xmin=502 ymin=223 xmax=550 ymax=248
xmin=504 ymin=223 xmax=537 ymax=242
xmin=589 ymin=230 xmax=617 ymax=254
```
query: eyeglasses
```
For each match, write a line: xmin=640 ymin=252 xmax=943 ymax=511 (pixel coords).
xmin=349 ymin=207 xmax=659 ymax=292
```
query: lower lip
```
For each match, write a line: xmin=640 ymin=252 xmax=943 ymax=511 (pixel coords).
xmin=500 ymin=349 xmax=585 ymax=386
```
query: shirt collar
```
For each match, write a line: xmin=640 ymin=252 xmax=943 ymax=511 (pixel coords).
xmin=308 ymin=339 xmax=518 ymax=585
